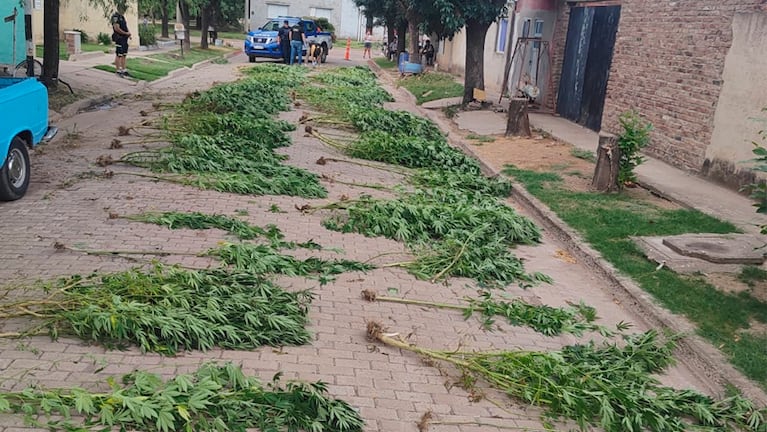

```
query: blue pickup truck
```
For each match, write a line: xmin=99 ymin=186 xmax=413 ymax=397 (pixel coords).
xmin=0 ymin=77 xmax=56 ymax=201
xmin=244 ymin=17 xmax=333 ymax=63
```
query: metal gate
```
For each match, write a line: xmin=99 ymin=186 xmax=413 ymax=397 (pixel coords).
xmin=556 ymin=4 xmax=621 ymax=131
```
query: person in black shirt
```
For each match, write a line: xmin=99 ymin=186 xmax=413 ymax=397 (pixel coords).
xmin=277 ymin=20 xmax=291 ymax=64
xmin=289 ymin=23 xmax=306 ymax=65
xmin=111 ymin=4 xmax=131 ymax=77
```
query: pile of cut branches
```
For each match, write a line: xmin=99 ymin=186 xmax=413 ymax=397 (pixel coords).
xmin=368 ymin=323 xmax=767 ymax=432
xmin=299 ymin=67 xmax=544 ymax=287
xmin=120 ymin=64 xmax=327 ymax=198
xmin=319 ymin=189 xmax=546 ymax=286
xmin=0 ymin=362 xmax=364 ymax=431
xmin=0 ymin=264 xmax=312 ymax=354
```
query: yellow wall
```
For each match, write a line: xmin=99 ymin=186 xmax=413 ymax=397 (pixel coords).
xmin=32 ymin=1 xmax=139 ymax=48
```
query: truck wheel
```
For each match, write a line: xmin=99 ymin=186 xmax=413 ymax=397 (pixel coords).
xmin=320 ymin=44 xmax=328 ymax=63
xmin=249 ymin=55 xmax=256 ymax=63
xmin=0 ymin=136 xmax=31 ymax=201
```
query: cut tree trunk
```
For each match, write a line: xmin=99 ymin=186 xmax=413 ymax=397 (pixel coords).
xmin=592 ymin=132 xmax=621 ymax=192
xmin=505 ymin=98 xmax=531 ymax=137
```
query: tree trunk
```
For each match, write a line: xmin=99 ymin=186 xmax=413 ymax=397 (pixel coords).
xmin=396 ymin=20 xmax=407 ymax=56
xmin=199 ymin=2 xmax=210 ymax=49
xmin=41 ymin=0 xmax=59 ymax=88
xmin=505 ymin=98 xmax=531 ymax=137
xmin=406 ymin=12 xmax=420 ymax=64
xmin=462 ymin=19 xmax=491 ymax=105
xmin=386 ymin=24 xmax=395 ymax=47
xmin=178 ymin=0 xmax=191 ymax=51
xmin=592 ymin=132 xmax=620 ymax=192
xmin=161 ymin=0 xmax=169 ymax=38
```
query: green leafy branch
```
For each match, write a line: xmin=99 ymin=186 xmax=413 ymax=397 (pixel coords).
xmin=0 ymin=264 xmax=313 ymax=354
xmin=368 ymin=323 xmax=767 ymax=432
xmin=0 ymin=362 xmax=364 ymax=432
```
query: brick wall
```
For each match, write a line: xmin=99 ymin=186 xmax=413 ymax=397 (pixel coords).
xmin=601 ymin=0 xmax=764 ymax=172
xmin=547 ymin=0 xmax=570 ymax=110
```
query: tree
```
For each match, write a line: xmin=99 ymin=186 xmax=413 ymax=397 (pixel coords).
xmin=430 ymin=0 xmax=508 ymax=104
xmin=41 ymin=0 xmax=60 ymax=88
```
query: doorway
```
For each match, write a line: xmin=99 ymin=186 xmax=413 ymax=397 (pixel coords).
xmin=556 ymin=4 xmax=621 ymax=131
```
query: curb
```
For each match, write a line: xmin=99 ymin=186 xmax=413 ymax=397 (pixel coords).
xmin=149 ymin=49 xmax=242 ymax=87
xmin=368 ymin=62 xmax=767 ymax=404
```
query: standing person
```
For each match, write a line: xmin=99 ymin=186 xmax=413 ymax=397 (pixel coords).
xmin=421 ymin=39 xmax=435 ymax=66
xmin=289 ymin=22 xmax=306 ymax=65
xmin=362 ymin=31 xmax=373 ymax=59
xmin=277 ymin=20 xmax=291 ymax=64
xmin=111 ymin=3 xmax=131 ymax=77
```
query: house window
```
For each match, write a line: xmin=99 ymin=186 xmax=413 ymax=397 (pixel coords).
xmin=495 ymin=18 xmax=509 ymax=53
xmin=310 ymin=7 xmax=333 ymax=19
xmin=266 ymin=4 xmax=289 ymax=19
xmin=534 ymin=19 xmax=544 ymax=37
xmin=521 ymin=18 xmax=531 ymax=38
xmin=33 ymin=0 xmax=42 ymax=9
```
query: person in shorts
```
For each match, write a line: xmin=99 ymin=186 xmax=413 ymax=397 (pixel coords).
xmin=363 ymin=31 xmax=373 ymax=59
xmin=111 ymin=4 xmax=131 ymax=77
xmin=307 ymin=40 xmax=321 ymax=66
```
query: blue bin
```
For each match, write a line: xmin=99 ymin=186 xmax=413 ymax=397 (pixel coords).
xmin=403 ymin=62 xmax=422 ymax=75
xmin=398 ymin=52 xmax=409 ymax=73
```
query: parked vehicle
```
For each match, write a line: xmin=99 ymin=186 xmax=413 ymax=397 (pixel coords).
xmin=0 ymin=77 xmax=56 ymax=201
xmin=244 ymin=17 xmax=333 ymax=63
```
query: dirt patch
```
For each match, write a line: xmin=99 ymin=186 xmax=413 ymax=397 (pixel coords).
xmin=708 ymin=273 xmax=767 ymax=303
xmin=463 ymin=133 xmax=680 ymax=210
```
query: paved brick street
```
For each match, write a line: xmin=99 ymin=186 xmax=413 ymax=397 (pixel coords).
xmin=0 ymin=56 xmax=716 ymax=431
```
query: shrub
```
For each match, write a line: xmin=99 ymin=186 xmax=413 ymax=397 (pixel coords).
xmin=617 ymin=110 xmax=652 ymax=186
xmin=139 ymin=24 xmax=157 ymax=46
xmin=97 ymin=32 xmax=111 ymax=45
xmin=72 ymin=28 xmax=89 ymax=43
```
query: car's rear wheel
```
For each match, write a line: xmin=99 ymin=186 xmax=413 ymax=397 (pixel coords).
xmin=249 ymin=55 xmax=256 ymax=63
xmin=0 ymin=136 xmax=31 ymax=201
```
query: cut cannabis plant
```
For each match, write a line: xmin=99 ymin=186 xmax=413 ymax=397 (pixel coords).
xmin=128 ymin=211 xmax=280 ymax=240
xmin=209 ymin=242 xmax=372 ymax=283
xmin=369 ymin=323 xmax=767 ymax=432
xmin=0 ymin=264 xmax=312 ymax=354
xmin=121 ymin=64 xmax=327 ymax=198
xmin=128 ymin=211 xmax=321 ymax=251
xmin=0 ymin=362 xmax=364 ymax=432
xmin=320 ymin=189 xmax=546 ymax=286
xmin=363 ymin=290 xmax=625 ymax=337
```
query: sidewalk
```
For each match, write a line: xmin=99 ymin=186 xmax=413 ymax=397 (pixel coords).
xmin=528 ymin=113 xmax=767 ymax=235
xmin=428 ymin=102 xmax=767 ymax=236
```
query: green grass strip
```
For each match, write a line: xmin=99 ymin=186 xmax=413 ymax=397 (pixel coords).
xmin=503 ymin=165 xmax=767 ymax=389
xmin=398 ymin=72 xmax=464 ymax=105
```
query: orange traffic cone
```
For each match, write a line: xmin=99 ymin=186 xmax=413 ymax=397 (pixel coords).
xmin=344 ymin=37 xmax=351 ymax=61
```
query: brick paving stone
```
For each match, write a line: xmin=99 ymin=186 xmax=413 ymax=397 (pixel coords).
xmin=0 ymin=59 xmax=723 ymax=431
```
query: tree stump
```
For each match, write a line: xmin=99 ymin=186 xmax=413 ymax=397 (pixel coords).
xmin=592 ymin=132 xmax=621 ymax=192
xmin=505 ymin=98 xmax=531 ymax=137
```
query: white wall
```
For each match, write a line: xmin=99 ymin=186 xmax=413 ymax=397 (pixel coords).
xmin=246 ymin=0 xmax=371 ymax=40
xmin=32 ymin=0 xmax=139 ymax=48
xmin=707 ymin=12 xmax=767 ymax=176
